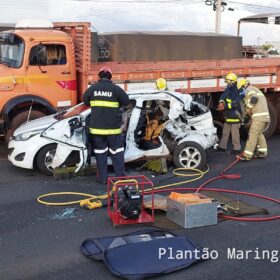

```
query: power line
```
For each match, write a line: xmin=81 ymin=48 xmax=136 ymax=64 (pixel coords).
xmin=228 ymin=0 xmax=280 ymax=10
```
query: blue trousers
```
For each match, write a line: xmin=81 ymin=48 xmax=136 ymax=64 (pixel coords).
xmin=91 ymin=134 xmax=125 ymax=183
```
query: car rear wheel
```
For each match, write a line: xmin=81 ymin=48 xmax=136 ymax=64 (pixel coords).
xmin=172 ymin=141 xmax=206 ymax=170
xmin=36 ymin=144 xmax=57 ymax=176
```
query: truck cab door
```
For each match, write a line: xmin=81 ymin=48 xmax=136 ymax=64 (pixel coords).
xmin=26 ymin=43 xmax=76 ymax=109
xmin=41 ymin=116 xmax=87 ymax=171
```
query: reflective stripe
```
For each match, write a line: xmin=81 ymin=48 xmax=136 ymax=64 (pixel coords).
xmin=244 ymin=150 xmax=253 ymax=156
xmin=89 ymin=128 xmax=122 ymax=135
xmin=248 ymin=91 xmax=263 ymax=97
xmin=258 ymin=148 xmax=267 ymax=152
xmin=252 ymin=112 xmax=269 ymax=117
xmin=90 ymin=100 xmax=119 ymax=108
xmin=109 ymin=147 xmax=124 ymax=154
xmin=248 ymin=91 xmax=257 ymax=97
xmin=228 ymin=103 xmax=232 ymax=109
xmin=226 ymin=98 xmax=232 ymax=103
xmin=94 ymin=147 xmax=108 ymax=154
xmin=225 ymin=118 xmax=240 ymax=123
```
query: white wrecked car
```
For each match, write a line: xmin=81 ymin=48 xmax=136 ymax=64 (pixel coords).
xmin=8 ymin=90 xmax=217 ymax=175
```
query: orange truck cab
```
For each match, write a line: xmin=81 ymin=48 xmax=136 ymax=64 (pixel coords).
xmin=0 ymin=21 xmax=79 ymax=140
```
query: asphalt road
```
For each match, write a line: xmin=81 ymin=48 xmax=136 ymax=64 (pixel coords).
xmin=0 ymin=137 xmax=279 ymax=280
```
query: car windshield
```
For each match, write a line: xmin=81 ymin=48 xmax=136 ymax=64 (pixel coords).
xmin=0 ymin=33 xmax=24 ymax=68
xmin=54 ymin=103 xmax=89 ymax=120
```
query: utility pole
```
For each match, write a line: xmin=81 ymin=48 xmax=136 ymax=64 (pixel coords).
xmin=215 ymin=0 xmax=222 ymax=33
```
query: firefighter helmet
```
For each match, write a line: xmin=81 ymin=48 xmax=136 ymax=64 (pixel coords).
xmin=225 ymin=72 xmax=237 ymax=84
xmin=156 ymin=78 xmax=167 ymax=90
xmin=237 ymin=78 xmax=249 ymax=89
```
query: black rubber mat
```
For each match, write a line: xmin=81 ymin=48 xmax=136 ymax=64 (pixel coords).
xmin=145 ymin=191 xmax=268 ymax=230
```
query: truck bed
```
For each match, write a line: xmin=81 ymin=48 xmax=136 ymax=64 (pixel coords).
xmin=88 ymin=57 xmax=280 ymax=93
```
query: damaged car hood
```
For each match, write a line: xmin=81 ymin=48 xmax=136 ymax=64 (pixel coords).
xmin=13 ymin=114 xmax=58 ymax=136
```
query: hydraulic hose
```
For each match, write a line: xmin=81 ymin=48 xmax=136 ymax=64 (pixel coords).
xmin=145 ymin=187 xmax=280 ymax=222
xmin=36 ymin=166 xmax=209 ymax=206
xmin=36 ymin=157 xmax=280 ymax=222
xmin=37 ymin=192 xmax=107 ymax=206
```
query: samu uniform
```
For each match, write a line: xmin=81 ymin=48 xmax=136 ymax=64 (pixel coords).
xmin=83 ymin=79 xmax=129 ymax=183
xmin=219 ymin=84 xmax=243 ymax=151
xmin=243 ymin=86 xmax=270 ymax=159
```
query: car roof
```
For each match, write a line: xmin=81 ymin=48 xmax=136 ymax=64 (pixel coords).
xmin=73 ymin=90 xmax=193 ymax=118
xmin=127 ymin=90 xmax=191 ymax=101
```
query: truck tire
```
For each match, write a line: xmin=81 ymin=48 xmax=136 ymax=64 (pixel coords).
xmin=36 ymin=144 xmax=57 ymax=176
xmin=276 ymin=101 xmax=280 ymax=131
xmin=239 ymin=101 xmax=277 ymax=140
xmin=172 ymin=141 xmax=206 ymax=170
xmin=213 ymin=120 xmax=223 ymax=140
xmin=5 ymin=110 xmax=46 ymax=142
xmin=263 ymin=101 xmax=277 ymax=139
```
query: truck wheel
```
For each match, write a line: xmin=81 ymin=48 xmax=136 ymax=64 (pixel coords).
xmin=213 ymin=120 xmax=223 ymax=140
xmin=36 ymin=144 xmax=57 ymax=176
xmin=263 ymin=101 xmax=277 ymax=139
xmin=5 ymin=110 xmax=46 ymax=142
xmin=239 ymin=101 xmax=277 ymax=140
xmin=172 ymin=141 xmax=206 ymax=170
xmin=276 ymin=101 xmax=280 ymax=131
xmin=239 ymin=124 xmax=249 ymax=140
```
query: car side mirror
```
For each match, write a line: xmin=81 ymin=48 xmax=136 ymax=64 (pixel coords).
xmin=68 ymin=117 xmax=82 ymax=136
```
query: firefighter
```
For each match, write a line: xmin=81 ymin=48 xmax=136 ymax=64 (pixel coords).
xmin=216 ymin=72 xmax=243 ymax=154
xmin=237 ymin=79 xmax=270 ymax=161
xmin=83 ymin=67 xmax=129 ymax=184
xmin=156 ymin=78 xmax=168 ymax=90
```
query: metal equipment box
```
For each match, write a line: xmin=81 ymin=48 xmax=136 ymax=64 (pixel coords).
xmin=166 ymin=194 xmax=217 ymax=228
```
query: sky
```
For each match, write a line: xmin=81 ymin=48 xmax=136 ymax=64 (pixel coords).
xmin=1 ymin=0 xmax=280 ymax=45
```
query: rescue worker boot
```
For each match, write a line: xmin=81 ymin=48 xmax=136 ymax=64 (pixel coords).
xmin=253 ymin=152 xmax=267 ymax=159
xmin=237 ymin=154 xmax=251 ymax=161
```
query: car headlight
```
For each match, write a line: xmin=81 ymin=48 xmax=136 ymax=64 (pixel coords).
xmin=14 ymin=129 xmax=44 ymax=141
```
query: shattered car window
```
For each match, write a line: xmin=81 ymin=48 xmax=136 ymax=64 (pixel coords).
xmin=187 ymin=101 xmax=209 ymax=117
xmin=55 ymin=104 xmax=89 ymax=120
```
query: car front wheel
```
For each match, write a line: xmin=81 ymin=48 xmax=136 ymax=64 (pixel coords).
xmin=36 ymin=144 xmax=57 ymax=176
xmin=172 ymin=141 xmax=206 ymax=169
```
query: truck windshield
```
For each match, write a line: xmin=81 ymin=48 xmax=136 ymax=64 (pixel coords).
xmin=0 ymin=33 xmax=24 ymax=68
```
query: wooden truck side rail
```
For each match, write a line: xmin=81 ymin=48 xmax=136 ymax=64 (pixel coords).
xmin=88 ymin=58 xmax=280 ymax=93
xmin=51 ymin=22 xmax=280 ymax=96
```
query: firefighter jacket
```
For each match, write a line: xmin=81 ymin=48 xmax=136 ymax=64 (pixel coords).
xmin=83 ymin=79 xmax=129 ymax=135
xmin=244 ymin=85 xmax=270 ymax=123
xmin=219 ymin=84 xmax=243 ymax=123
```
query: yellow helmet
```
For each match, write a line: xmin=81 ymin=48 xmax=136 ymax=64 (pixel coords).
xmin=156 ymin=78 xmax=167 ymax=90
xmin=225 ymin=72 xmax=237 ymax=84
xmin=237 ymin=78 xmax=249 ymax=89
